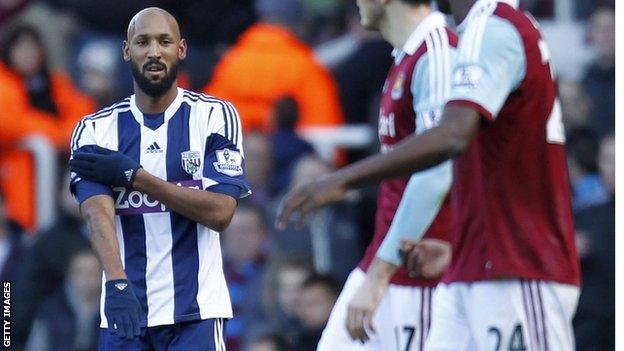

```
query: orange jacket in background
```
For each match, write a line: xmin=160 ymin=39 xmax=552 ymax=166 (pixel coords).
xmin=204 ymin=23 xmax=344 ymax=133
xmin=0 ymin=63 xmax=96 ymax=231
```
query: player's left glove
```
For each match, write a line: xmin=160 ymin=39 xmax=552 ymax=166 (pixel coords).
xmin=104 ymin=279 xmax=142 ymax=339
xmin=70 ymin=145 xmax=142 ymax=189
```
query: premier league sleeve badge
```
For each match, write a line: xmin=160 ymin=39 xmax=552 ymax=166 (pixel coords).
xmin=213 ymin=148 xmax=243 ymax=177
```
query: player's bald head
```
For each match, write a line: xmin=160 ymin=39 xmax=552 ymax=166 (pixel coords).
xmin=127 ymin=7 xmax=181 ymax=41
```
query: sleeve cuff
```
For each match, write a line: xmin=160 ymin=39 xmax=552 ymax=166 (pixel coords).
xmin=73 ymin=179 xmax=113 ymax=204
xmin=447 ymin=99 xmax=495 ymax=123
xmin=205 ymin=183 xmax=242 ymax=199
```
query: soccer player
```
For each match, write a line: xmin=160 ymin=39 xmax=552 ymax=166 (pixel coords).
xmin=69 ymin=8 xmax=249 ymax=350
xmin=280 ymin=0 xmax=457 ymax=350
xmin=277 ymin=0 xmax=581 ymax=350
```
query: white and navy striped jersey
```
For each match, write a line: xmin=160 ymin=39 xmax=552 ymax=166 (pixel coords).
xmin=69 ymin=88 xmax=250 ymax=327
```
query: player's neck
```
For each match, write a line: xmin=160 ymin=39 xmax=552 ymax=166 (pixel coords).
xmin=382 ymin=4 xmax=431 ymax=50
xmin=134 ymin=83 xmax=179 ymax=114
xmin=449 ymin=0 xmax=478 ymax=25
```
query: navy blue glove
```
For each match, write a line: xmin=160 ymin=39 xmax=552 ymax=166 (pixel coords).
xmin=70 ymin=145 xmax=141 ymax=188
xmin=105 ymin=279 xmax=142 ymax=339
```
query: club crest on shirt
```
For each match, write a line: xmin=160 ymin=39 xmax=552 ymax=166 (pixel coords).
xmin=181 ymin=150 xmax=202 ymax=175
xmin=213 ymin=148 xmax=243 ymax=177
xmin=391 ymin=72 xmax=405 ymax=100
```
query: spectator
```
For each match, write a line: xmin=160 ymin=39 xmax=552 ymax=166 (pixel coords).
xmin=316 ymin=4 xmax=391 ymax=164
xmin=42 ymin=0 xmax=160 ymax=36
xmin=294 ymin=275 xmax=338 ymax=351
xmin=245 ymin=333 xmax=289 ymax=351
xmin=582 ymin=6 xmax=615 ymax=137
xmin=0 ymin=24 xmax=95 ymax=230
xmin=75 ymin=39 xmax=122 ymax=108
xmin=244 ymin=132 xmax=275 ymax=205
xmin=575 ymin=0 xmax=615 ymax=19
xmin=0 ymin=189 xmax=23 ymax=283
xmin=566 ymin=128 xmax=608 ymax=212
xmin=223 ymin=202 xmax=270 ymax=350
xmin=299 ymin=0 xmax=347 ymax=45
xmin=270 ymin=156 xmax=364 ymax=282
xmin=170 ymin=1 xmax=256 ymax=89
xmin=269 ymin=96 xmax=314 ymax=195
xmin=326 ymin=4 xmax=392 ymax=126
xmin=520 ymin=0 xmax=553 ymax=17
xmin=263 ymin=257 xmax=313 ymax=346
xmin=0 ymin=0 xmax=30 ymax=26
xmin=13 ymin=171 xmax=91 ymax=348
xmin=559 ymin=80 xmax=591 ymax=135
xmin=204 ymin=0 xmax=344 ymax=133
xmin=26 ymin=249 xmax=101 ymax=351
xmin=573 ymin=133 xmax=614 ymax=350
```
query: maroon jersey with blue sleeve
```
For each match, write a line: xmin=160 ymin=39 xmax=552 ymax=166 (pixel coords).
xmin=445 ymin=0 xmax=580 ymax=285
xmin=358 ymin=12 xmax=458 ymax=286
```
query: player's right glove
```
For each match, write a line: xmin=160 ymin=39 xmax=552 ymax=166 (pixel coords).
xmin=70 ymin=145 xmax=142 ymax=189
xmin=104 ymin=279 xmax=142 ymax=339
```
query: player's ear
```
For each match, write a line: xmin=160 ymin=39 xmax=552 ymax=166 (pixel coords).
xmin=122 ymin=40 xmax=131 ymax=62
xmin=178 ymin=38 xmax=187 ymax=60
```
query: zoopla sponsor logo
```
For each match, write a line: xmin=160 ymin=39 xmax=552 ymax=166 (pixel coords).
xmin=114 ymin=180 xmax=202 ymax=215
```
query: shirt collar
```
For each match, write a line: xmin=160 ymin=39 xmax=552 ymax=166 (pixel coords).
xmin=398 ymin=11 xmax=448 ymax=56
xmin=130 ymin=87 xmax=183 ymax=127
xmin=456 ymin=0 xmax=519 ymax=32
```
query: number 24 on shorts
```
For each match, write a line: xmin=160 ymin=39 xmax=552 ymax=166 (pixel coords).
xmin=488 ymin=324 xmax=527 ymax=351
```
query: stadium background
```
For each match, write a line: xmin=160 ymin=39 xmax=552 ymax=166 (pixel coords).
xmin=0 ymin=0 xmax=614 ymax=350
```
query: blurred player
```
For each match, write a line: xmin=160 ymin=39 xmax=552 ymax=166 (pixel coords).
xmin=279 ymin=0 xmax=457 ymax=350
xmin=277 ymin=0 xmax=580 ymax=349
xmin=69 ymin=8 xmax=250 ymax=350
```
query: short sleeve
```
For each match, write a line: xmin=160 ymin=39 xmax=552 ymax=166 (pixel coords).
xmin=202 ymin=102 xmax=251 ymax=198
xmin=448 ymin=17 xmax=526 ymax=121
xmin=69 ymin=119 xmax=113 ymax=203
xmin=411 ymin=40 xmax=458 ymax=134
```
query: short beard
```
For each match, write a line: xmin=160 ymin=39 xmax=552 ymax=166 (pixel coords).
xmin=130 ymin=60 xmax=178 ymax=97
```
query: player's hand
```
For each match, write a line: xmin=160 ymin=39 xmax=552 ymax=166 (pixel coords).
xmin=346 ymin=276 xmax=388 ymax=344
xmin=275 ymin=173 xmax=347 ymax=229
xmin=400 ymin=238 xmax=452 ymax=279
xmin=70 ymin=145 xmax=142 ymax=189
xmin=104 ymin=279 xmax=142 ymax=339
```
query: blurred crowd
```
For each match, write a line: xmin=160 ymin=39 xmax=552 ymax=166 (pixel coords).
xmin=0 ymin=0 xmax=614 ymax=350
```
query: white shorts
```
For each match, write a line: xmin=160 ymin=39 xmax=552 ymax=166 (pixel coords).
xmin=317 ymin=268 xmax=434 ymax=351
xmin=425 ymin=280 xmax=580 ymax=351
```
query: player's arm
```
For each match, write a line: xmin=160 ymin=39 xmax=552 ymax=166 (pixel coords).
xmin=80 ymin=193 xmax=142 ymax=339
xmin=70 ymin=120 xmax=121 ymax=277
xmin=341 ymin=18 xmax=527 ymax=186
xmin=276 ymin=107 xmax=478 ymax=229
xmin=133 ymin=171 xmax=236 ymax=231
xmin=276 ymin=18 xmax=526 ymax=227
xmin=345 ymin=138 xmax=457 ymax=342
xmin=81 ymin=195 xmax=125 ymax=280
xmin=132 ymin=103 xmax=248 ymax=231
xmin=376 ymin=161 xmax=452 ymax=265
xmin=69 ymin=118 xmax=142 ymax=339
xmin=346 ymin=41 xmax=456 ymax=342
xmin=70 ymin=102 xmax=250 ymax=232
